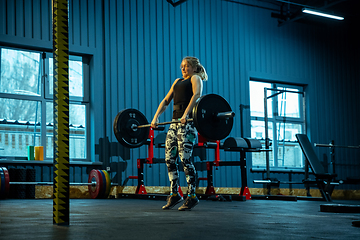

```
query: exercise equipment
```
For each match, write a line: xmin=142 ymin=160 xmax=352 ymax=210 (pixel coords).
xmin=123 ymin=130 xmax=263 ymax=201
xmin=315 ymin=140 xmax=360 ymax=177
xmin=1 ymin=167 xmax=10 ymax=199
xmin=192 ymin=94 xmax=234 ymax=141
xmin=314 ymin=143 xmax=360 ymax=149
xmin=113 ymin=108 xmax=150 ymax=148
xmin=0 ymin=168 xmax=112 ymax=200
xmin=263 ymin=88 xmax=306 ymax=194
xmin=0 ymin=167 xmax=6 ymax=199
xmin=220 ymin=137 xmax=262 ymax=200
xmin=296 ymin=134 xmax=338 ymax=202
xmin=113 ymin=94 xmax=235 ymax=148
xmin=353 ymin=221 xmax=360 ymax=227
xmin=320 ymin=204 xmax=360 ymax=213
xmin=102 ymin=170 xmax=112 ymax=199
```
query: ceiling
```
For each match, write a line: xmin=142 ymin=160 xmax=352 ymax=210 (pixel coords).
xmin=270 ymin=0 xmax=358 ymax=26
xmin=222 ymin=0 xmax=359 ymax=26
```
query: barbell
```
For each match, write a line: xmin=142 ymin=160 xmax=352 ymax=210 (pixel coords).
xmin=0 ymin=167 xmax=112 ymax=199
xmin=314 ymin=143 xmax=360 ymax=149
xmin=113 ymin=94 xmax=235 ymax=148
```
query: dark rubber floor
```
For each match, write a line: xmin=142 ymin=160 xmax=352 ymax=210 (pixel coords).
xmin=1 ymin=198 xmax=360 ymax=239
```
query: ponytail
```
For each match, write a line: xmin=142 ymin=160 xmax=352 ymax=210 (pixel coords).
xmin=182 ymin=56 xmax=208 ymax=81
xmin=196 ymin=64 xmax=208 ymax=81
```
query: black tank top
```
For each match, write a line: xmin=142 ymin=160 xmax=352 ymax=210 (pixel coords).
xmin=172 ymin=78 xmax=193 ymax=119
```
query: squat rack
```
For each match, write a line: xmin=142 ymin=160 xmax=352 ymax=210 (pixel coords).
xmin=263 ymin=87 xmax=307 ymax=194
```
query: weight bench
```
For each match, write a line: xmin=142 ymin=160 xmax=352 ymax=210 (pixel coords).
xmin=221 ymin=137 xmax=262 ymax=199
xmin=125 ymin=130 xmax=219 ymax=196
xmin=154 ymin=132 xmax=220 ymax=196
xmin=295 ymin=134 xmax=338 ymax=202
xmin=153 ymin=134 xmax=261 ymax=200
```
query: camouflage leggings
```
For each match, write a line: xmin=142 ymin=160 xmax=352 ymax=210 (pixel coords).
xmin=165 ymin=121 xmax=197 ymax=195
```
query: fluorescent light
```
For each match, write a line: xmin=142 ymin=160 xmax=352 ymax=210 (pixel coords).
xmin=302 ymin=8 xmax=344 ymax=20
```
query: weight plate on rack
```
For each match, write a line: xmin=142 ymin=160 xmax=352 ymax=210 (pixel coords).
xmin=2 ymin=167 xmax=10 ymax=199
xmin=88 ymin=169 xmax=104 ymax=199
xmin=101 ymin=170 xmax=111 ymax=199
xmin=99 ymin=170 xmax=107 ymax=199
xmin=0 ymin=168 xmax=5 ymax=199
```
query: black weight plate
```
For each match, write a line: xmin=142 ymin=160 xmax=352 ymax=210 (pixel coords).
xmin=320 ymin=204 xmax=360 ymax=213
xmin=193 ymin=94 xmax=233 ymax=141
xmin=113 ymin=109 xmax=150 ymax=148
xmin=353 ymin=221 xmax=360 ymax=227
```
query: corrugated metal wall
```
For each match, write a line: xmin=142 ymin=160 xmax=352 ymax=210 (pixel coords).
xmin=0 ymin=0 xmax=359 ymax=189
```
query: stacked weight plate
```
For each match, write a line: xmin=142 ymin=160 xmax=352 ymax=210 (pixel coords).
xmin=88 ymin=169 xmax=112 ymax=199
xmin=0 ymin=168 xmax=112 ymax=200
xmin=0 ymin=167 xmax=10 ymax=199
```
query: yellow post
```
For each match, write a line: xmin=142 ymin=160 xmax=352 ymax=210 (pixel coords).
xmin=52 ymin=0 xmax=70 ymax=225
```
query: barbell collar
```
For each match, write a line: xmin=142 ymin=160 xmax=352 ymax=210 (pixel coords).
xmin=216 ymin=111 xmax=235 ymax=119
xmin=253 ymin=180 xmax=272 ymax=184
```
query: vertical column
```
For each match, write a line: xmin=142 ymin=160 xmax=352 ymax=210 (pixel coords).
xmin=264 ymin=88 xmax=271 ymax=196
xmin=52 ymin=0 xmax=70 ymax=225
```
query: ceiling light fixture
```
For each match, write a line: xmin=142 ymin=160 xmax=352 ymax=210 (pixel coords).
xmin=302 ymin=8 xmax=344 ymax=20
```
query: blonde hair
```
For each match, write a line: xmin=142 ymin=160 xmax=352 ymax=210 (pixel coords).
xmin=181 ymin=56 xmax=208 ymax=81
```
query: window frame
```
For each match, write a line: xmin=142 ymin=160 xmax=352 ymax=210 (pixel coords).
xmin=0 ymin=46 xmax=90 ymax=161
xmin=250 ymin=80 xmax=306 ymax=169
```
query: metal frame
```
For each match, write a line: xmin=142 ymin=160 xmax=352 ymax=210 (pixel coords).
xmin=264 ymin=87 xmax=306 ymax=181
xmin=315 ymin=141 xmax=360 ymax=175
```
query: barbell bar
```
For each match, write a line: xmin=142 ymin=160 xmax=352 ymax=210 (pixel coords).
xmin=113 ymin=94 xmax=235 ymax=148
xmin=134 ymin=111 xmax=235 ymax=130
xmin=314 ymin=143 xmax=360 ymax=149
xmin=8 ymin=181 xmax=100 ymax=186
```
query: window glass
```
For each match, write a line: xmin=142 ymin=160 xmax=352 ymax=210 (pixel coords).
xmin=277 ymin=142 xmax=304 ymax=168
xmin=46 ymin=102 xmax=86 ymax=159
xmin=0 ymin=48 xmax=41 ymax=96
xmin=250 ymin=81 xmax=272 ymax=118
xmin=251 ymin=120 xmax=274 ymax=167
xmin=276 ymin=122 xmax=302 ymax=142
xmin=0 ymin=46 xmax=88 ymax=160
xmin=48 ymin=57 xmax=83 ymax=98
xmin=0 ymin=98 xmax=41 ymax=123
xmin=250 ymin=80 xmax=304 ymax=168
xmin=276 ymin=123 xmax=303 ymax=168
xmin=277 ymin=87 xmax=300 ymax=118
xmin=251 ymin=120 xmax=273 ymax=140
xmin=0 ymin=98 xmax=41 ymax=157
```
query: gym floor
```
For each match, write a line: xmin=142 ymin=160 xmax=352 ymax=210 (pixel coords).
xmin=1 ymin=198 xmax=360 ymax=240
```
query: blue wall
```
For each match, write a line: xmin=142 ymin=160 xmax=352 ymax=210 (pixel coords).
xmin=0 ymin=0 xmax=359 ymax=189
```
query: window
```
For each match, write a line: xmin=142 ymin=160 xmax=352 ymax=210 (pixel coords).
xmin=250 ymin=80 xmax=305 ymax=169
xmin=0 ymin=47 xmax=89 ymax=160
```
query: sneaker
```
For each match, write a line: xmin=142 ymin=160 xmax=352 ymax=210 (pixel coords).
xmin=162 ymin=194 xmax=183 ymax=210
xmin=178 ymin=196 xmax=199 ymax=211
